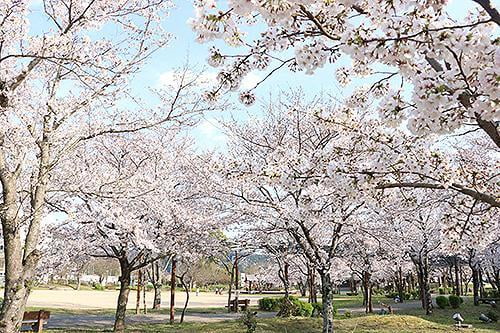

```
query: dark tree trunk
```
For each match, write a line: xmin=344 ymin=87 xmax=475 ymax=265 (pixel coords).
xmin=114 ymin=261 xmax=131 ymax=333
xmin=454 ymin=256 xmax=461 ymax=296
xmin=169 ymin=259 xmax=176 ymax=324
xmin=412 ymin=255 xmax=432 ymax=315
xmin=459 ymin=267 xmax=465 ymax=295
xmin=178 ymin=274 xmax=190 ymax=324
xmin=279 ymin=261 xmax=290 ymax=299
xmin=307 ymin=264 xmax=317 ymax=303
xmin=479 ymin=268 xmax=485 ymax=298
xmin=142 ymin=271 xmax=147 ymax=314
xmin=472 ymin=266 xmax=480 ymax=305
xmin=135 ymin=270 xmax=141 ymax=315
xmin=320 ymin=272 xmax=334 ymax=333
xmin=284 ymin=262 xmax=290 ymax=298
xmin=363 ymin=271 xmax=373 ymax=313
xmin=234 ymin=252 xmax=240 ymax=312
xmin=298 ymin=279 xmax=307 ymax=297
xmin=493 ymin=268 xmax=500 ymax=291
xmin=150 ymin=261 xmax=162 ymax=310
xmin=395 ymin=267 xmax=404 ymax=302
xmin=227 ymin=264 xmax=234 ymax=312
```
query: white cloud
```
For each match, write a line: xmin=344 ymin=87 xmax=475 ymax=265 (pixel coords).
xmin=158 ymin=70 xmax=261 ymax=90
xmin=241 ymin=72 xmax=261 ymax=90
xmin=194 ymin=119 xmax=227 ymax=150
xmin=157 ymin=70 xmax=218 ymax=88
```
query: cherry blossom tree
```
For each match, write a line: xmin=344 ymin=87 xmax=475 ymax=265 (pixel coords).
xmin=192 ymin=0 xmax=498 ymax=146
xmin=379 ymin=190 xmax=452 ymax=315
xmin=0 ymin=0 xmax=229 ymax=329
xmin=213 ymin=96 xmax=400 ymax=333
xmin=191 ymin=1 xmax=499 ymax=214
xmin=342 ymin=229 xmax=388 ymax=313
xmin=48 ymin=131 xmax=224 ymax=331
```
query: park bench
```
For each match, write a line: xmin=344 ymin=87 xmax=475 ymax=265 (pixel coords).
xmin=226 ymin=299 xmax=250 ymax=312
xmin=20 ymin=310 xmax=50 ymax=332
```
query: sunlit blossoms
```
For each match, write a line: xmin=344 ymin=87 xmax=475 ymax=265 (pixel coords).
xmin=191 ymin=0 xmax=499 ymax=146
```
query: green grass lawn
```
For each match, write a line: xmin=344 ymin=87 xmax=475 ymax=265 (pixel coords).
xmin=45 ymin=315 xmax=499 ymax=333
xmin=398 ymin=298 xmax=500 ymax=331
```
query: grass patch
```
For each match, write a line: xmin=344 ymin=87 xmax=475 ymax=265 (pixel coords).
xmin=398 ymin=298 xmax=500 ymax=331
xmin=45 ymin=315 xmax=499 ymax=333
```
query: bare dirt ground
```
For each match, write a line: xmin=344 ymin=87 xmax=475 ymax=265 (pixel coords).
xmin=24 ymin=289 xmax=262 ymax=309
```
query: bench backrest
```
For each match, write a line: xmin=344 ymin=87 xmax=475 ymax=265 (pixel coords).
xmin=22 ymin=310 xmax=51 ymax=321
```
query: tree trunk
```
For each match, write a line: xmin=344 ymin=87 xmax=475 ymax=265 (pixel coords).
xmin=142 ymin=271 xmax=147 ymax=314
xmin=0 ymin=180 xmax=41 ymax=332
xmin=479 ymin=268 xmax=485 ymax=298
xmin=320 ymin=272 xmax=334 ymax=333
xmin=307 ymin=264 xmax=315 ymax=303
xmin=454 ymin=256 xmax=461 ymax=296
xmin=178 ymin=274 xmax=190 ymax=324
xmin=412 ymin=255 xmax=432 ymax=315
xmin=136 ymin=270 xmax=141 ymax=315
xmin=227 ymin=264 xmax=235 ymax=312
xmin=0 ymin=221 xmax=39 ymax=332
xmin=363 ymin=271 xmax=373 ymax=313
xmin=459 ymin=267 xmax=465 ymax=295
xmin=396 ymin=267 xmax=404 ymax=302
xmin=153 ymin=283 xmax=162 ymax=310
xmin=472 ymin=266 xmax=480 ymax=305
xmin=279 ymin=261 xmax=290 ymax=299
xmin=114 ymin=262 xmax=131 ymax=333
xmin=151 ymin=262 xmax=162 ymax=310
xmin=169 ymin=259 xmax=176 ymax=324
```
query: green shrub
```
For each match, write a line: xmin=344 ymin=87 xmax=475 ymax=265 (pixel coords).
xmin=268 ymin=296 xmax=315 ymax=317
xmin=311 ymin=302 xmax=322 ymax=317
xmin=346 ymin=292 xmax=358 ymax=296
xmin=436 ymin=296 xmax=449 ymax=309
xmin=344 ymin=310 xmax=351 ymax=318
xmin=258 ymin=297 xmax=280 ymax=311
xmin=486 ymin=290 xmax=500 ymax=298
xmin=486 ymin=310 xmax=499 ymax=322
xmin=93 ymin=283 xmax=105 ymax=291
xmin=448 ymin=295 xmax=462 ymax=308
xmin=291 ymin=298 xmax=313 ymax=317
xmin=410 ymin=290 xmax=419 ymax=300
xmin=311 ymin=302 xmax=337 ymax=317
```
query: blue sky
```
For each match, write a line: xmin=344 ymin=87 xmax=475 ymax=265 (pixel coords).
xmin=28 ymin=0 xmax=488 ymax=151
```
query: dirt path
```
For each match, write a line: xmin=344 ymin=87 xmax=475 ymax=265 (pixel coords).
xmin=47 ymin=311 xmax=278 ymax=329
xmin=45 ymin=301 xmax=423 ymax=329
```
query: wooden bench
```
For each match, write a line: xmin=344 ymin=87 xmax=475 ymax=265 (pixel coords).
xmin=226 ymin=299 xmax=250 ymax=312
xmin=21 ymin=310 xmax=50 ymax=332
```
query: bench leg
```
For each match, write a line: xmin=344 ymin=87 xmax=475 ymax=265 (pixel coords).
xmin=36 ymin=317 xmax=43 ymax=332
